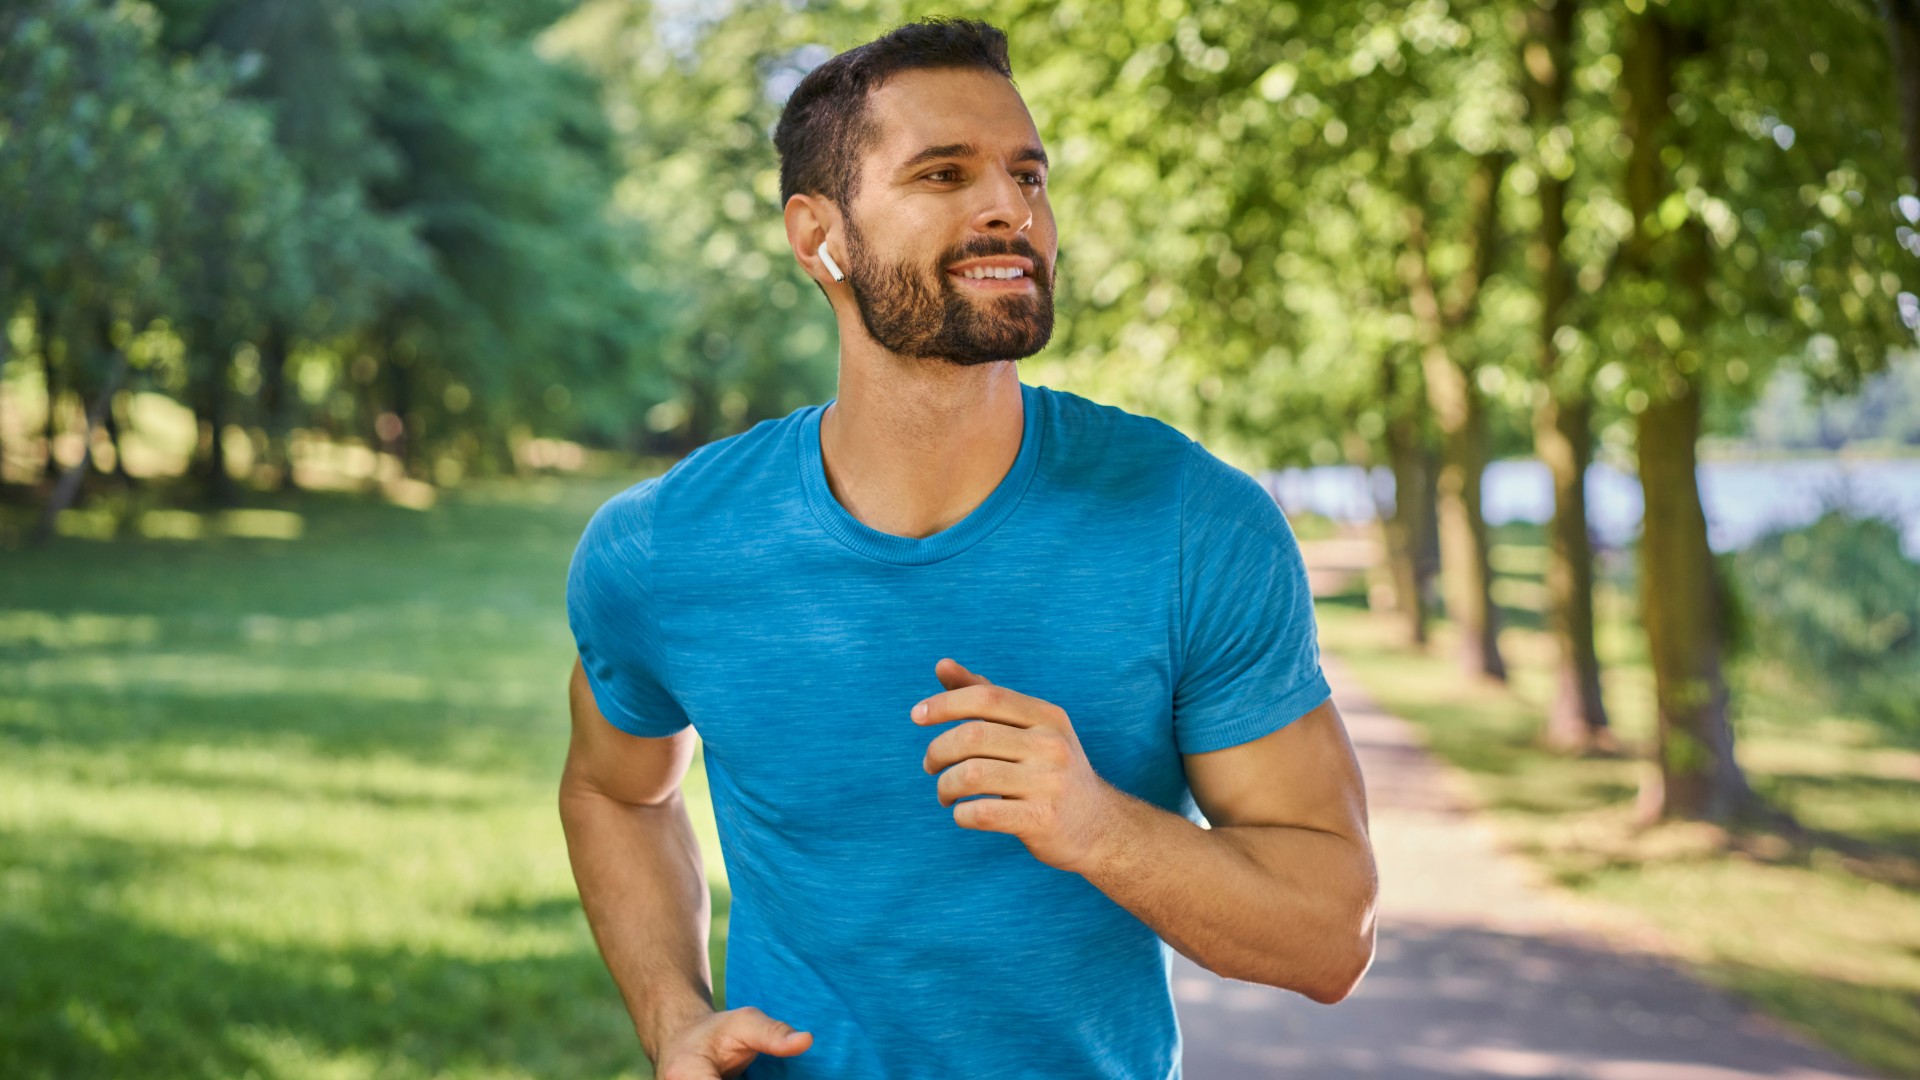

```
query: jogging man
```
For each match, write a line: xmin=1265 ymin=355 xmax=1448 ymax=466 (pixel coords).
xmin=560 ymin=17 xmax=1377 ymax=1080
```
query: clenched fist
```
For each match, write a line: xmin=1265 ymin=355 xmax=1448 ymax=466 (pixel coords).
xmin=655 ymin=1006 xmax=812 ymax=1080
xmin=912 ymin=657 xmax=1122 ymax=876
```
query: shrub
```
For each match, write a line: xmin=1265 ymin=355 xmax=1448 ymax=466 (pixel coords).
xmin=1733 ymin=510 xmax=1920 ymax=734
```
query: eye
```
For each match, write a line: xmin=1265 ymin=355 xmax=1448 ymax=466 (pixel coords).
xmin=925 ymin=169 xmax=959 ymax=183
xmin=1020 ymin=172 xmax=1046 ymax=188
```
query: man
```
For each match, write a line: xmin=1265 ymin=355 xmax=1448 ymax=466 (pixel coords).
xmin=560 ymin=17 xmax=1376 ymax=1080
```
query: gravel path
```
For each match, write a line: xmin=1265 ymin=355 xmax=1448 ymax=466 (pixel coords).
xmin=1172 ymin=656 xmax=1882 ymax=1079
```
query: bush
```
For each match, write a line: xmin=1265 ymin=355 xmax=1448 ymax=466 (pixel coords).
xmin=1733 ymin=510 xmax=1920 ymax=733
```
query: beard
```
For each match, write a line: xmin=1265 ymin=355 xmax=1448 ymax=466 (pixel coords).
xmin=840 ymin=213 xmax=1055 ymax=365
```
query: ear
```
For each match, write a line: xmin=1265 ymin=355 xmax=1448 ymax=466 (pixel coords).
xmin=785 ymin=193 xmax=844 ymax=287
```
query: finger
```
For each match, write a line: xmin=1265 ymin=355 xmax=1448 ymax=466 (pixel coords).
xmin=923 ymin=719 xmax=1030 ymax=775
xmin=935 ymin=656 xmax=992 ymax=690
xmin=937 ymin=757 xmax=1030 ymax=807
xmin=953 ymin=790 xmax=1025 ymax=833
xmin=911 ymin=682 xmax=1047 ymax=729
xmin=716 ymin=1023 xmax=811 ymax=1070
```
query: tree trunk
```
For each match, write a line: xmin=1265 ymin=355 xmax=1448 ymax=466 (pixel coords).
xmin=40 ymin=329 xmax=59 ymax=486
xmin=1526 ymin=0 xmax=1611 ymax=750
xmin=1401 ymin=158 xmax=1509 ymax=682
xmin=1538 ymin=394 xmax=1610 ymax=747
xmin=1634 ymin=374 xmax=1751 ymax=822
xmin=1422 ymin=345 xmax=1505 ymax=680
xmin=192 ymin=326 xmax=238 ymax=508
xmin=1882 ymin=0 xmax=1920 ymax=182
xmin=32 ymin=349 xmax=128 ymax=545
xmin=1620 ymin=6 xmax=1756 ymax=823
xmin=260 ymin=319 xmax=301 ymax=492
xmin=0 ymin=297 xmax=11 ymax=486
xmin=101 ymin=386 xmax=135 ymax=487
xmin=1379 ymin=360 xmax=1433 ymax=646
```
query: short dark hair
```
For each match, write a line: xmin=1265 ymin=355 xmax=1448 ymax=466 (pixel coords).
xmin=774 ymin=17 xmax=1014 ymax=212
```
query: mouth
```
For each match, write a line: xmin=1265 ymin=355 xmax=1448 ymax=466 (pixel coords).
xmin=945 ymin=261 xmax=1037 ymax=293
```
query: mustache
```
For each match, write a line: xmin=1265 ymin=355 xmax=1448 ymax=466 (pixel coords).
xmin=941 ymin=238 xmax=1047 ymax=274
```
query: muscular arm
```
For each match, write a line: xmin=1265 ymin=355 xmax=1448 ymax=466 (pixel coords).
xmin=558 ymin=657 xmax=717 ymax=1064
xmin=1079 ymin=697 xmax=1377 ymax=1002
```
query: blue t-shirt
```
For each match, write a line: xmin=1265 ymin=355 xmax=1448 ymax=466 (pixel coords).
xmin=566 ymin=379 xmax=1330 ymax=1080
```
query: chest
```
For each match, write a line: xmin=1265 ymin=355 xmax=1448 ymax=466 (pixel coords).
xmin=660 ymin=532 xmax=1190 ymax=850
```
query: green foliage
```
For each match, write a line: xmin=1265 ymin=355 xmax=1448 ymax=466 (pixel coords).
xmin=1734 ymin=510 xmax=1920 ymax=733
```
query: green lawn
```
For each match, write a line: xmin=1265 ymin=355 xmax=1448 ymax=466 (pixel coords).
xmin=0 ymin=475 xmax=730 ymax=1080
xmin=9 ymin=475 xmax=1917 ymax=1079
xmin=1316 ymin=531 xmax=1920 ymax=1080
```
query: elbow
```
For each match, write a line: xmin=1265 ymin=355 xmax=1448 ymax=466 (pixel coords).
xmin=1308 ymin=915 xmax=1377 ymax=1005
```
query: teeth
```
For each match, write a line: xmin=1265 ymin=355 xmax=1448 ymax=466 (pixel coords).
xmin=958 ymin=266 xmax=1024 ymax=279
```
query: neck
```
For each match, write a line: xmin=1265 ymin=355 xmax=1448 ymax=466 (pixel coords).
xmin=817 ymin=350 xmax=1025 ymax=541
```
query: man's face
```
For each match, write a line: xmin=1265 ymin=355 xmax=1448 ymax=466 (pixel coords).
xmin=838 ymin=67 xmax=1057 ymax=365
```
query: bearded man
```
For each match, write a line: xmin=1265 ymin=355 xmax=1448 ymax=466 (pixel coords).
xmin=560 ymin=17 xmax=1377 ymax=1080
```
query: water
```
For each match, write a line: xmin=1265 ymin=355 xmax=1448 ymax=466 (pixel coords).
xmin=1261 ymin=457 xmax=1920 ymax=559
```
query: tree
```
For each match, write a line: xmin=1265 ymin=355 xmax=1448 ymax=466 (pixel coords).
xmin=1602 ymin=0 xmax=1908 ymax=823
xmin=1520 ymin=0 xmax=1613 ymax=750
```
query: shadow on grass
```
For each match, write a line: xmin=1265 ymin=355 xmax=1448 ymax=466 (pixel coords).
xmin=0 ymin=685 xmax=564 ymax=783
xmin=1 ymin=907 xmax=641 ymax=1080
xmin=0 ymin=820 xmax=657 ymax=1080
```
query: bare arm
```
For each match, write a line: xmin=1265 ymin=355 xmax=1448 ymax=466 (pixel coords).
xmin=913 ymin=664 xmax=1375 ymax=1003
xmin=1078 ymin=698 xmax=1377 ymax=1001
xmin=558 ymin=657 xmax=716 ymax=1064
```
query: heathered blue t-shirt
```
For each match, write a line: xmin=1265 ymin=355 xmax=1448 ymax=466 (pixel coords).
xmin=565 ymin=379 xmax=1331 ymax=1080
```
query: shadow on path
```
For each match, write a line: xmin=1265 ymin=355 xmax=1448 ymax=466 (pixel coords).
xmin=1173 ymin=659 xmax=1884 ymax=1080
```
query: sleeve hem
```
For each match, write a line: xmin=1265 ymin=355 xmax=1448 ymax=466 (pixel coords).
xmin=1175 ymin=669 xmax=1333 ymax=756
xmin=580 ymin=655 xmax=692 ymax=739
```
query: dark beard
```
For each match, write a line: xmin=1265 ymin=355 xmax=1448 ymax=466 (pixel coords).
xmin=841 ymin=214 xmax=1054 ymax=365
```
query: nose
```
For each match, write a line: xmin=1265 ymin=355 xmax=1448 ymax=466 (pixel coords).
xmin=971 ymin=166 xmax=1034 ymax=238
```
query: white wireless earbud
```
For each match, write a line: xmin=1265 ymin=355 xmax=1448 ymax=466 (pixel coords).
xmin=817 ymin=241 xmax=845 ymax=282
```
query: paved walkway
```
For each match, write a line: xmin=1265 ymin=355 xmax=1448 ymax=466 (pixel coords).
xmin=1172 ymin=657 xmax=1882 ymax=1079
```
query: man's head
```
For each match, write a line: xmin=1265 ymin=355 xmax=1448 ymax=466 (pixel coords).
xmin=775 ymin=18 xmax=1056 ymax=365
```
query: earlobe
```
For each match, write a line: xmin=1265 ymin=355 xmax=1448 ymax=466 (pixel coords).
xmin=817 ymin=241 xmax=845 ymax=282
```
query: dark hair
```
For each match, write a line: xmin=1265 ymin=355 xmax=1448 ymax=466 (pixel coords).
xmin=774 ymin=17 xmax=1014 ymax=211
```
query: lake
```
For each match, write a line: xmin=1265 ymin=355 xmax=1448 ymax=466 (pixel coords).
xmin=1261 ymin=457 xmax=1920 ymax=559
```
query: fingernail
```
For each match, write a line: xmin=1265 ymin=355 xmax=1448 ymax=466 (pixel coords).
xmin=912 ymin=702 xmax=926 ymax=720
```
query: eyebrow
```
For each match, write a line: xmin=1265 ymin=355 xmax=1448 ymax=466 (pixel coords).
xmin=898 ymin=141 xmax=1050 ymax=173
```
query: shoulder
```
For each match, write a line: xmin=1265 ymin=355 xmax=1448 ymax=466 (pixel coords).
xmin=1036 ymin=383 xmax=1190 ymax=451
xmin=1032 ymin=383 xmax=1192 ymax=499
xmin=581 ymin=407 xmax=809 ymax=554
xmin=1180 ymin=439 xmax=1281 ymax=524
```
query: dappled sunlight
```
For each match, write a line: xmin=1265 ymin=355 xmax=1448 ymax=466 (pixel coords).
xmin=0 ymin=610 xmax=162 ymax=649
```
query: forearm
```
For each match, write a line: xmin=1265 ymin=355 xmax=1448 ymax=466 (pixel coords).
xmin=558 ymin=781 xmax=717 ymax=1062
xmin=1076 ymin=787 xmax=1376 ymax=1002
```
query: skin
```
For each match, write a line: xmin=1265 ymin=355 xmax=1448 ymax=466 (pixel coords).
xmin=566 ymin=62 xmax=1377 ymax=1079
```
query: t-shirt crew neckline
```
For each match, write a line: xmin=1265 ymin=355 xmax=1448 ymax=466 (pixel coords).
xmin=797 ymin=379 xmax=1046 ymax=566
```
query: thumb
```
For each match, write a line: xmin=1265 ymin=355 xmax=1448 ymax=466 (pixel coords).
xmin=935 ymin=657 xmax=992 ymax=690
xmin=755 ymin=1017 xmax=812 ymax=1057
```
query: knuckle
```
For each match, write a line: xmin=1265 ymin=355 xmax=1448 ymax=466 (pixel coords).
xmin=1037 ymin=730 xmax=1067 ymax=763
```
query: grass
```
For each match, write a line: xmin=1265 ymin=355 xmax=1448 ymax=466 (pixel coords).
xmin=1316 ymin=525 xmax=1920 ymax=1080
xmin=8 ymin=472 xmax=1917 ymax=1078
xmin=0 ymin=473 xmax=731 ymax=1080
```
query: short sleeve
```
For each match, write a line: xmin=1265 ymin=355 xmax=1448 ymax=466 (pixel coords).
xmin=565 ymin=476 xmax=694 ymax=738
xmin=1171 ymin=440 xmax=1332 ymax=755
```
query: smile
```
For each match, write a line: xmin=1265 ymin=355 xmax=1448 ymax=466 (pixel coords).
xmin=947 ymin=268 xmax=1035 ymax=291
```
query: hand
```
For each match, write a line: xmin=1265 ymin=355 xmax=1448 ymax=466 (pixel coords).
xmin=912 ymin=657 xmax=1121 ymax=875
xmin=654 ymin=1006 xmax=812 ymax=1080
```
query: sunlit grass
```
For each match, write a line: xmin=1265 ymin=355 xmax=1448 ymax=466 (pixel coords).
xmin=1317 ymin=554 xmax=1920 ymax=1080
xmin=0 ymin=476 xmax=727 ymax=1080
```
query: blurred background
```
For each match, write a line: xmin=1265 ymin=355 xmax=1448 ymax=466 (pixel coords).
xmin=2 ymin=0 xmax=1917 ymax=1077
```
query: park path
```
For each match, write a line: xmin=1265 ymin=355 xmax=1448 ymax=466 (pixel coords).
xmin=1170 ymin=655 xmax=1882 ymax=1080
